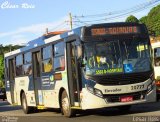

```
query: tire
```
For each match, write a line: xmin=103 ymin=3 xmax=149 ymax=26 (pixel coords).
xmin=117 ymin=105 xmax=131 ymax=111
xmin=21 ymin=93 xmax=32 ymax=114
xmin=61 ymin=90 xmax=75 ymax=117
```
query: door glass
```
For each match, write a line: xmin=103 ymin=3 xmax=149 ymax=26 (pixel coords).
xmin=9 ymin=59 xmax=15 ymax=80
xmin=33 ymin=52 xmax=41 ymax=77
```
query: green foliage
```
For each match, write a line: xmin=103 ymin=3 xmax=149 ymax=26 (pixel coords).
xmin=0 ymin=45 xmax=23 ymax=55
xmin=139 ymin=16 xmax=148 ymax=24
xmin=0 ymin=80 xmax=4 ymax=88
xmin=125 ymin=15 xmax=139 ymax=23
xmin=139 ymin=4 xmax=160 ymax=36
xmin=0 ymin=45 xmax=23 ymax=88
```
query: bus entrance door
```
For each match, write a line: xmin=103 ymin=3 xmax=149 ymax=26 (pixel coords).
xmin=32 ymin=51 xmax=43 ymax=105
xmin=66 ymin=40 xmax=81 ymax=107
xmin=8 ymin=58 xmax=16 ymax=104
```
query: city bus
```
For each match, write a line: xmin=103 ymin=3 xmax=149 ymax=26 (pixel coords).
xmin=151 ymin=41 xmax=160 ymax=100
xmin=4 ymin=22 xmax=156 ymax=117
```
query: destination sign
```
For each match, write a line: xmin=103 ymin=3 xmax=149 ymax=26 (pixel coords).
xmin=91 ymin=26 xmax=138 ymax=36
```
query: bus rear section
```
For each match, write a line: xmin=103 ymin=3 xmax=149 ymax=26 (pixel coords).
xmin=152 ymin=42 xmax=160 ymax=100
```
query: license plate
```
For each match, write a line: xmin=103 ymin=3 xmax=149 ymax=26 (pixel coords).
xmin=120 ymin=96 xmax=133 ymax=102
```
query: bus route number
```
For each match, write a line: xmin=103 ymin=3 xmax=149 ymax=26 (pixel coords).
xmin=131 ymin=84 xmax=144 ymax=90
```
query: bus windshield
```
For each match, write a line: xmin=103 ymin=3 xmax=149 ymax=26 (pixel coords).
xmin=84 ymin=37 xmax=152 ymax=75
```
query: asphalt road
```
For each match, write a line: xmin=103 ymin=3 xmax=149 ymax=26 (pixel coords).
xmin=0 ymin=100 xmax=160 ymax=122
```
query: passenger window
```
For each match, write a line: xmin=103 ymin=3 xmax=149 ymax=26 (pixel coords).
xmin=23 ymin=64 xmax=32 ymax=75
xmin=24 ymin=52 xmax=31 ymax=64
xmin=24 ymin=52 xmax=32 ymax=75
xmin=54 ymin=41 xmax=65 ymax=71
xmin=42 ymin=46 xmax=53 ymax=72
xmin=54 ymin=42 xmax=64 ymax=56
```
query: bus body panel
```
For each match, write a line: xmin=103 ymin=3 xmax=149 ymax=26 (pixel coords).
xmin=42 ymin=71 xmax=69 ymax=108
xmin=6 ymin=91 xmax=12 ymax=104
xmin=95 ymin=79 xmax=152 ymax=94
xmin=43 ymin=90 xmax=59 ymax=108
xmin=15 ymin=76 xmax=36 ymax=106
xmin=5 ymin=80 xmax=12 ymax=104
xmin=5 ymin=80 xmax=17 ymax=104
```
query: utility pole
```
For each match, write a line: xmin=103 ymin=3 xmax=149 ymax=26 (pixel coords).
xmin=46 ymin=28 xmax=49 ymax=34
xmin=69 ymin=13 xmax=73 ymax=30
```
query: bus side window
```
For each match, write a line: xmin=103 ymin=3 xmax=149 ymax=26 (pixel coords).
xmin=53 ymin=41 xmax=65 ymax=71
xmin=42 ymin=46 xmax=52 ymax=73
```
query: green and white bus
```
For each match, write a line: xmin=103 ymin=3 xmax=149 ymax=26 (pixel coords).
xmin=4 ymin=22 xmax=156 ymax=117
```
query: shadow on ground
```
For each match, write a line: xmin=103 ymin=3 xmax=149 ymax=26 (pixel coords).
xmin=75 ymin=101 xmax=160 ymax=117
xmin=0 ymin=101 xmax=22 ymax=112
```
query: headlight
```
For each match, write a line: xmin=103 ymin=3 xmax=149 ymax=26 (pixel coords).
xmin=147 ymin=80 xmax=155 ymax=93
xmin=86 ymin=85 xmax=103 ymax=98
xmin=150 ymin=73 xmax=155 ymax=81
xmin=94 ymin=88 xmax=103 ymax=97
xmin=147 ymin=73 xmax=155 ymax=93
xmin=87 ymin=85 xmax=94 ymax=93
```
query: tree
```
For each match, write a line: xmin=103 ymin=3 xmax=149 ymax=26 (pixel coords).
xmin=0 ymin=81 xmax=4 ymax=88
xmin=139 ymin=4 xmax=160 ymax=36
xmin=125 ymin=15 xmax=139 ymax=23
xmin=0 ymin=55 xmax=4 ymax=88
xmin=0 ymin=44 xmax=23 ymax=88
xmin=139 ymin=16 xmax=148 ymax=24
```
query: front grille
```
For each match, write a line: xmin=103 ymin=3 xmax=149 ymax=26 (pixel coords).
xmin=87 ymin=71 xmax=151 ymax=85
xmin=103 ymin=91 xmax=146 ymax=103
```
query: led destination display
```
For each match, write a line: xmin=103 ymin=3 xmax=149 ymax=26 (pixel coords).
xmin=91 ymin=26 xmax=138 ymax=36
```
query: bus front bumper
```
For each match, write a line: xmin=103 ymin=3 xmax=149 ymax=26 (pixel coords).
xmin=81 ymin=86 xmax=156 ymax=110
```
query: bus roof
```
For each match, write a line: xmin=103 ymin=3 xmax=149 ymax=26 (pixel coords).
xmin=4 ymin=27 xmax=82 ymax=58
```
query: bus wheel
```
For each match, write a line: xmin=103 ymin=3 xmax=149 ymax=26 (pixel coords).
xmin=21 ymin=93 xmax=32 ymax=114
xmin=61 ymin=90 xmax=75 ymax=117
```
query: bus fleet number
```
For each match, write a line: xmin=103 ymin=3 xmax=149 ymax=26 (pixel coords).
xmin=131 ymin=84 xmax=144 ymax=90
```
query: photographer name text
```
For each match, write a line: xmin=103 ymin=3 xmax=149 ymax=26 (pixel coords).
xmin=1 ymin=1 xmax=35 ymax=9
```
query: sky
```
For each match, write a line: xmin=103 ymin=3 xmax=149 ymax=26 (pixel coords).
xmin=0 ymin=0 xmax=159 ymax=45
